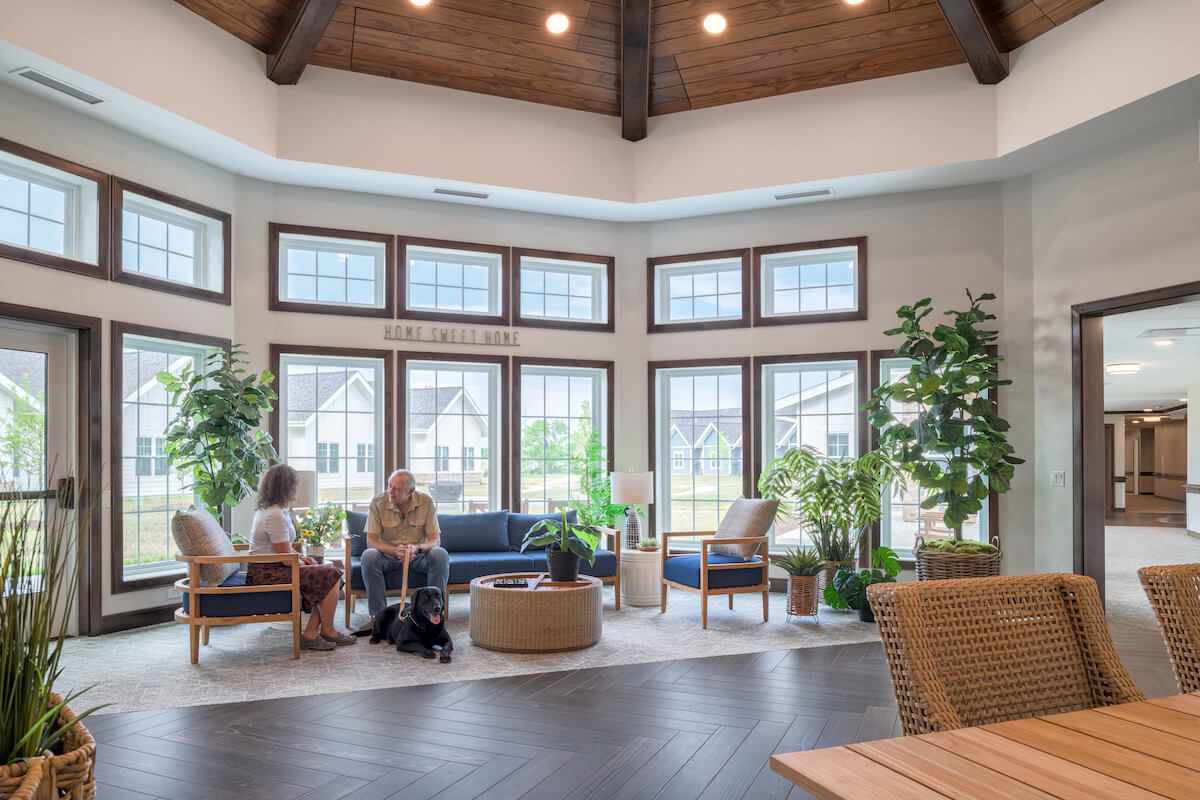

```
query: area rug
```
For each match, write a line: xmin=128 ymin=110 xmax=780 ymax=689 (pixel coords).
xmin=1105 ymin=524 xmax=1200 ymax=627
xmin=60 ymin=589 xmax=881 ymax=715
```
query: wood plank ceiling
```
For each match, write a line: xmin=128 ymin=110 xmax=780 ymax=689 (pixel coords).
xmin=176 ymin=0 xmax=1104 ymax=120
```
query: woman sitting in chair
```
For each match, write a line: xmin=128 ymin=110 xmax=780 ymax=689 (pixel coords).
xmin=247 ymin=463 xmax=356 ymax=651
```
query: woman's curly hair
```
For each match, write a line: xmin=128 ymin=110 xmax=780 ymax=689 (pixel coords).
xmin=257 ymin=463 xmax=299 ymax=509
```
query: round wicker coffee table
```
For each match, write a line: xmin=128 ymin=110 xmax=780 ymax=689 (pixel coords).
xmin=469 ymin=573 xmax=602 ymax=653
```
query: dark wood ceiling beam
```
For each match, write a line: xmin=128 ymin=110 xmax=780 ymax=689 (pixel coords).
xmin=267 ymin=0 xmax=343 ymax=85
xmin=935 ymin=0 xmax=1008 ymax=84
xmin=621 ymin=0 xmax=651 ymax=141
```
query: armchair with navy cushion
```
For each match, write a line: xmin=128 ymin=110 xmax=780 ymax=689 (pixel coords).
xmin=660 ymin=498 xmax=778 ymax=628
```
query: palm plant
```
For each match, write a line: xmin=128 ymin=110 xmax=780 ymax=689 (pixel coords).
xmin=758 ymin=446 xmax=902 ymax=562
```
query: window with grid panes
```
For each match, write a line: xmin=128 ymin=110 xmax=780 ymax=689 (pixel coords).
xmin=761 ymin=244 xmax=859 ymax=318
xmin=518 ymin=365 xmax=606 ymax=514
xmin=519 ymin=256 xmax=607 ymax=324
xmin=279 ymin=232 xmax=387 ymax=308
xmin=654 ymin=258 xmax=743 ymax=325
xmin=407 ymin=246 xmax=502 ymax=316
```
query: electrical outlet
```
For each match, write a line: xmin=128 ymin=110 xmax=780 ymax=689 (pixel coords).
xmin=1050 ymin=470 xmax=1066 ymax=487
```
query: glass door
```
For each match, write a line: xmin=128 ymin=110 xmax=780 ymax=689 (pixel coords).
xmin=0 ymin=321 xmax=77 ymax=635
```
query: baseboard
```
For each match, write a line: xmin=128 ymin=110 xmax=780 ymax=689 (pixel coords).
xmin=1188 ymin=529 xmax=1200 ymax=541
xmin=101 ymin=604 xmax=176 ymax=634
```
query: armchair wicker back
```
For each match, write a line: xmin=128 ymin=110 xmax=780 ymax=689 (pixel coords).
xmin=867 ymin=573 xmax=1144 ymax=735
xmin=1138 ymin=563 xmax=1200 ymax=693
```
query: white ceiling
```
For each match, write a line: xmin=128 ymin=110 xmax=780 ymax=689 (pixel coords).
xmin=1103 ymin=298 xmax=1200 ymax=416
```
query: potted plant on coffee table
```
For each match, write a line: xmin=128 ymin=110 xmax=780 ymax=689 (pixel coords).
xmin=824 ymin=546 xmax=901 ymax=622
xmin=758 ymin=445 xmax=901 ymax=599
xmin=778 ymin=546 xmax=823 ymax=620
xmin=521 ymin=509 xmax=601 ymax=582
xmin=866 ymin=290 xmax=1023 ymax=580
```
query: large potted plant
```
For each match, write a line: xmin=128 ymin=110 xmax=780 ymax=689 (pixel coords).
xmin=758 ymin=445 xmax=901 ymax=598
xmin=157 ymin=346 xmax=278 ymax=527
xmin=866 ymin=290 xmax=1023 ymax=579
xmin=520 ymin=509 xmax=600 ymax=582
xmin=0 ymin=493 xmax=101 ymax=799
xmin=824 ymin=546 xmax=901 ymax=622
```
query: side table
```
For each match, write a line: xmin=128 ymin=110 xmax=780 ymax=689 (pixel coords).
xmin=621 ymin=548 xmax=662 ymax=607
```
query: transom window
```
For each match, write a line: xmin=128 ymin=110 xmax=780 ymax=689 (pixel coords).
xmin=0 ymin=168 xmax=69 ymax=256
xmin=756 ymin=238 xmax=865 ymax=323
xmin=121 ymin=205 xmax=200 ymax=285
xmin=278 ymin=232 xmax=388 ymax=308
xmin=516 ymin=250 xmax=611 ymax=328
xmin=649 ymin=250 xmax=749 ymax=332
xmin=406 ymin=244 xmax=504 ymax=317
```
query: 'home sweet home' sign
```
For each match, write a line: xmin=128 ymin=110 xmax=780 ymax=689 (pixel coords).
xmin=384 ymin=324 xmax=521 ymax=347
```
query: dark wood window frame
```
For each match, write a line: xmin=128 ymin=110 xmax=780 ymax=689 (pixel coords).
xmin=268 ymin=223 xmax=396 ymax=318
xmin=398 ymin=237 xmax=511 ymax=327
xmin=267 ymin=344 xmax=397 ymax=499
xmin=110 ymin=321 xmax=230 ymax=594
xmin=646 ymin=357 xmax=753 ymax=539
xmin=397 ymin=351 xmax=510 ymax=510
xmin=512 ymin=248 xmax=616 ymax=332
xmin=111 ymin=177 xmax=232 ymax=305
xmin=646 ymin=249 xmax=751 ymax=334
xmin=511 ymin=357 xmax=616 ymax=513
xmin=0 ymin=137 xmax=110 ymax=280
xmin=752 ymin=236 xmax=868 ymax=327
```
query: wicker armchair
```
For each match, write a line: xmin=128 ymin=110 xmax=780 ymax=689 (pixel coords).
xmin=867 ymin=574 xmax=1144 ymax=735
xmin=1138 ymin=563 xmax=1200 ymax=693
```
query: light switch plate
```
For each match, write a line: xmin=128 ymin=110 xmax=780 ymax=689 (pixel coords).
xmin=1050 ymin=470 xmax=1066 ymax=487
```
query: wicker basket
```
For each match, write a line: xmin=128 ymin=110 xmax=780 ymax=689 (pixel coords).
xmin=914 ymin=535 xmax=1002 ymax=581
xmin=786 ymin=575 xmax=819 ymax=619
xmin=819 ymin=560 xmax=855 ymax=604
xmin=0 ymin=694 xmax=96 ymax=800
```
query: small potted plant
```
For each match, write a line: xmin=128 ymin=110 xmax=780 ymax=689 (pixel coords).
xmin=824 ymin=546 xmax=901 ymax=622
xmin=521 ymin=509 xmax=600 ymax=582
xmin=294 ymin=502 xmax=346 ymax=558
xmin=778 ymin=546 xmax=823 ymax=620
xmin=638 ymin=537 xmax=659 ymax=552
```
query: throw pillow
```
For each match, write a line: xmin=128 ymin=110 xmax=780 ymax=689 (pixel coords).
xmin=171 ymin=506 xmax=239 ymax=587
xmin=346 ymin=510 xmax=368 ymax=557
xmin=437 ymin=510 xmax=510 ymax=553
xmin=711 ymin=498 xmax=778 ymax=560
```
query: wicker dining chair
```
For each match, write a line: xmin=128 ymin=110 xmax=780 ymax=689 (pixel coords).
xmin=867 ymin=573 xmax=1145 ymax=735
xmin=1138 ymin=563 xmax=1200 ymax=693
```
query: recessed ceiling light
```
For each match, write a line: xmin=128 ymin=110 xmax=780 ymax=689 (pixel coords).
xmin=1104 ymin=362 xmax=1141 ymax=375
xmin=1143 ymin=416 xmax=1163 ymax=422
xmin=1180 ymin=398 xmax=1189 ymax=403
xmin=844 ymin=0 xmax=866 ymax=5
xmin=1143 ymin=408 xmax=1153 ymax=412
xmin=547 ymin=13 xmax=569 ymax=33
xmin=1132 ymin=419 xmax=1141 ymax=424
xmin=410 ymin=0 xmax=431 ymax=6
xmin=1154 ymin=339 xmax=1174 ymax=346
xmin=702 ymin=13 xmax=726 ymax=34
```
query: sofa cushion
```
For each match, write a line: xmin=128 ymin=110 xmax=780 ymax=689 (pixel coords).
xmin=436 ymin=510 xmax=509 ymax=553
xmin=182 ymin=572 xmax=293 ymax=617
xmin=171 ymin=506 xmax=239 ymax=587
xmin=525 ymin=548 xmax=617 ymax=578
xmin=447 ymin=552 xmax=539 ymax=585
xmin=711 ymin=498 xmax=778 ymax=559
xmin=663 ymin=553 xmax=765 ymax=590
xmin=507 ymin=510 xmax=578 ymax=551
xmin=346 ymin=510 xmax=368 ymax=557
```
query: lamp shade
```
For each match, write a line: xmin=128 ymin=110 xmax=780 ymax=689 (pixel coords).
xmin=611 ymin=471 xmax=653 ymax=505
xmin=293 ymin=469 xmax=318 ymax=509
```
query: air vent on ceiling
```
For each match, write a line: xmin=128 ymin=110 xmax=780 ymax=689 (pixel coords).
xmin=10 ymin=67 xmax=105 ymax=105
xmin=433 ymin=187 xmax=490 ymax=200
xmin=773 ymin=188 xmax=834 ymax=201
xmin=1138 ymin=327 xmax=1200 ymax=338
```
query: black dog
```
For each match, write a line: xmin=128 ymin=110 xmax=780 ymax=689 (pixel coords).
xmin=355 ymin=586 xmax=453 ymax=663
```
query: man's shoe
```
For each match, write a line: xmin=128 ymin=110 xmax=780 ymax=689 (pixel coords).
xmin=300 ymin=635 xmax=336 ymax=651
xmin=320 ymin=631 xmax=357 ymax=646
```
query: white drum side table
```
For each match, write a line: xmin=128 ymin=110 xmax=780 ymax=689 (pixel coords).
xmin=621 ymin=548 xmax=662 ymax=607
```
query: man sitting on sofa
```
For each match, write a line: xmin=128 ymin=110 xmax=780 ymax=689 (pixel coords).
xmin=361 ymin=469 xmax=450 ymax=617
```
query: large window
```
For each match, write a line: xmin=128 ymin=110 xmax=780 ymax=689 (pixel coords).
xmin=754 ymin=237 xmax=866 ymax=325
xmin=404 ymin=356 xmax=505 ymax=513
xmin=401 ymin=238 xmax=509 ymax=325
xmin=277 ymin=353 xmax=388 ymax=508
xmin=114 ymin=324 xmax=226 ymax=588
xmin=0 ymin=137 xmax=107 ymax=278
xmin=875 ymin=356 xmax=988 ymax=558
xmin=515 ymin=360 xmax=611 ymax=514
xmin=112 ymin=178 xmax=231 ymax=303
xmin=270 ymin=224 xmax=393 ymax=317
xmin=758 ymin=356 xmax=862 ymax=548
xmin=648 ymin=250 xmax=750 ymax=332
xmin=652 ymin=360 xmax=750 ymax=539
xmin=514 ymin=249 xmax=614 ymax=330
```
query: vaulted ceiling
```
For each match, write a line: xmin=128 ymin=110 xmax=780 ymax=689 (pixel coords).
xmin=176 ymin=0 xmax=1105 ymax=140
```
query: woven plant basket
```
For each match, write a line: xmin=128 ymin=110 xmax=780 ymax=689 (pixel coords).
xmin=819 ymin=560 xmax=854 ymax=604
xmin=786 ymin=575 xmax=819 ymax=619
xmin=0 ymin=694 xmax=96 ymax=800
xmin=913 ymin=535 xmax=1002 ymax=581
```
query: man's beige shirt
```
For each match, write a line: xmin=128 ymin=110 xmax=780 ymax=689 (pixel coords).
xmin=365 ymin=490 xmax=440 ymax=547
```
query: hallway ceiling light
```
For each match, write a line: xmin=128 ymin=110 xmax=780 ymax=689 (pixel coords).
xmin=1104 ymin=362 xmax=1141 ymax=375
xmin=1143 ymin=408 xmax=1152 ymax=412
xmin=1131 ymin=420 xmax=1140 ymax=424
xmin=702 ymin=13 xmax=726 ymax=34
xmin=547 ymin=13 xmax=569 ymax=34
xmin=1154 ymin=339 xmax=1174 ymax=346
xmin=1142 ymin=416 xmax=1162 ymax=422
xmin=1181 ymin=398 xmax=1189 ymax=402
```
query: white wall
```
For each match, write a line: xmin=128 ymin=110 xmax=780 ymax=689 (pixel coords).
xmin=1154 ymin=419 xmax=1187 ymax=502
xmin=1103 ymin=414 xmax=1126 ymax=509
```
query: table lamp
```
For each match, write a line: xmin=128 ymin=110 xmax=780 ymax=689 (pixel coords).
xmin=293 ymin=468 xmax=318 ymax=512
xmin=610 ymin=471 xmax=653 ymax=551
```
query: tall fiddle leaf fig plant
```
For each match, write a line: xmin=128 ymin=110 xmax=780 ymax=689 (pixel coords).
xmin=157 ymin=347 xmax=279 ymax=522
xmin=866 ymin=290 xmax=1023 ymax=540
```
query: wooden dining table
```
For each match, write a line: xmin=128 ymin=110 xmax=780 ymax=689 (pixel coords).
xmin=770 ymin=692 xmax=1200 ymax=799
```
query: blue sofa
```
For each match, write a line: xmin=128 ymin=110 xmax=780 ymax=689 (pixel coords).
xmin=342 ymin=509 xmax=621 ymax=625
